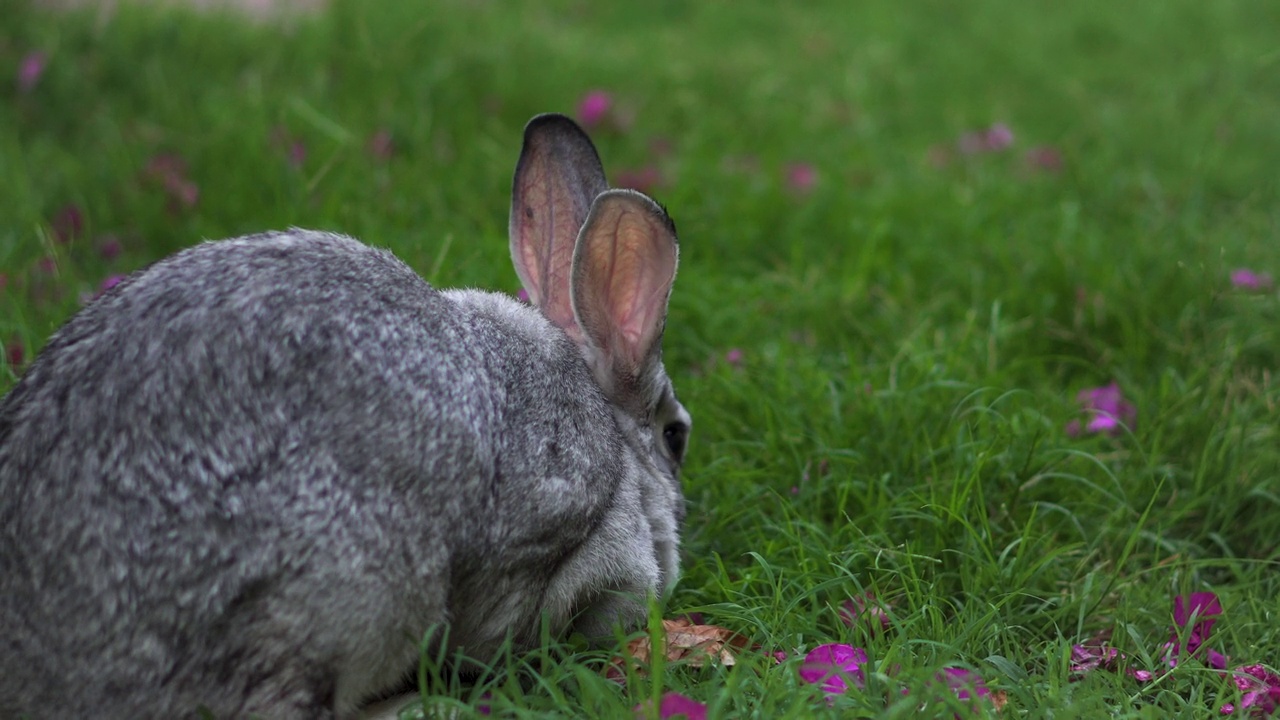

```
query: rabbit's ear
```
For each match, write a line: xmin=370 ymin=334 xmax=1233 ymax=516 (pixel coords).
xmin=510 ymin=113 xmax=609 ymax=339
xmin=571 ymin=189 xmax=678 ymax=404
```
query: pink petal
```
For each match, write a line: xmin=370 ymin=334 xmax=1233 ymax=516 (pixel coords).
xmin=98 ymin=235 xmax=123 ymax=261
xmin=633 ymin=692 xmax=707 ymax=720
xmin=984 ymin=123 xmax=1015 ymax=151
xmin=785 ymin=163 xmax=818 ymax=193
xmin=17 ymin=51 xmax=47 ymax=93
xmin=1025 ymin=145 xmax=1064 ymax=173
xmin=939 ymin=667 xmax=991 ymax=701
xmin=577 ymin=90 xmax=612 ymax=127
xmin=5 ymin=338 xmax=24 ymax=369
xmin=1173 ymin=593 xmax=1222 ymax=629
xmin=799 ymin=643 xmax=868 ymax=696
xmin=50 ymin=204 xmax=85 ymax=245
xmin=1230 ymin=268 xmax=1273 ymax=291
xmin=838 ymin=593 xmax=891 ymax=633
xmin=367 ymin=129 xmax=395 ymax=161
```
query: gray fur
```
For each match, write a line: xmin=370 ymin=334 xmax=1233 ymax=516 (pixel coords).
xmin=0 ymin=114 xmax=689 ymax=720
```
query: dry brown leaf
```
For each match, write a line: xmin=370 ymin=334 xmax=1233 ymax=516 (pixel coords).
xmin=614 ymin=618 xmax=750 ymax=675
xmin=991 ymin=689 xmax=1008 ymax=713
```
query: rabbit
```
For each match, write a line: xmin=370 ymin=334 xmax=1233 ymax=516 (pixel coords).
xmin=0 ymin=113 xmax=691 ymax=720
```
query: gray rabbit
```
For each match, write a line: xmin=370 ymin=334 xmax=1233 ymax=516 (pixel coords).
xmin=0 ymin=113 xmax=690 ymax=719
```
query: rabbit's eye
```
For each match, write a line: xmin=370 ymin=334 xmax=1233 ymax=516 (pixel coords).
xmin=662 ymin=422 xmax=688 ymax=462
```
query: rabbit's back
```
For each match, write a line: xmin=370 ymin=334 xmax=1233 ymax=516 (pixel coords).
xmin=0 ymin=230 xmax=616 ymax=718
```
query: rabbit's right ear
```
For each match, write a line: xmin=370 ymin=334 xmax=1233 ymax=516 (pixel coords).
xmin=510 ymin=113 xmax=609 ymax=340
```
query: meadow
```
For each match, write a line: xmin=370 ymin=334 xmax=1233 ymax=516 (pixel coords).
xmin=3 ymin=0 xmax=1279 ymax=717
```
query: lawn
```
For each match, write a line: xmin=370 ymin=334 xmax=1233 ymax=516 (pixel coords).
xmin=3 ymin=0 xmax=1279 ymax=717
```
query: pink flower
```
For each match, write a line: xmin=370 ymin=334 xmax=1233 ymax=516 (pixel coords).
xmin=799 ymin=643 xmax=867 ymax=697
xmin=724 ymin=348 xmax=743 ymax=366
xmin=577 ymin=90 xmax=612 ymax=128
xmin=1230 ymin=269 xmax=1273 ymax=291
xmin=367 ymin=129 xmax=395 ymax=162
xmin=1025 ymin=145 xmax=1064 ymax=173
xmin=838 ymin=593 xmax=891 ymax=634
xmin=984 ymin=123 xmax=1014 ymax=151
xmin=1070 ymin=644 xmax=1151 ymax=682
xmin=958 ymin=123 xmax=1016 ymax=155
xmin=99 ymin=274 xmax=126 ymax=293
xmin=1066 ymin=381 xmax=1135 ymax=436
xmin=516 ymin=288 xmax=530 ymax=304
xmin=17 ymin=51 xmax=47 ymax=93
xmin=50 ymin=204 xmax=84 ymax=245
xmin=785 ymin=163 xmax=818 ymax=193
xmin=937 ymin=667 xmax=991 ymax=708
xmin=143 ymin=154 xmax=199 ymax=210
xmin=5 ymin=338 xmax=24 ymax=369
xmin=98 ymin=235 xmax=123 ymax=261
xmin=633 ymin=692 xmax=707 ymax=720
xmin=1222 ymin=664 xmax=1280 ymax=715
xmin=1163 ymin=592 xmax=1227 ymax=670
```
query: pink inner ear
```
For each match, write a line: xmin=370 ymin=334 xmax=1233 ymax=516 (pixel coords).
xmin=574 ymin=195 xmax=677 ymax=372
xmin=511 ymin=156 xmax=590 ymax=340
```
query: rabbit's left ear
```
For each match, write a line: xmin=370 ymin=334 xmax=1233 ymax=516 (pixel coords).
xmin=510 ymin=114 xmax=609 ymax=342
xmin=570 ymin=189 xmax=678 ymax=405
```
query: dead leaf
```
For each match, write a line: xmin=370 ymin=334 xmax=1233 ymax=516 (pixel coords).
xmin=611 ymin=618 xmax=750 ymax=677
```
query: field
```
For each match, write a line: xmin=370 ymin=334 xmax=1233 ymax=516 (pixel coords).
xmin=3 ymin=0 xmax=1279 ymax=717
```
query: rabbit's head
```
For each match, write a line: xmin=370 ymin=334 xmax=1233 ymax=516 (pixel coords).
xmin=509 ymin=114 xmax=690 ymax=633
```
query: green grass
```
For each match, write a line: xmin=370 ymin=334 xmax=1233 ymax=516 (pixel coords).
xmin=4 ymin=0 xmax=1280 ymax=717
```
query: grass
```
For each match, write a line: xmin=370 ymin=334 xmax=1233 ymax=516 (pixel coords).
xmin=3 ymin=0 xmax=1280 ymax=717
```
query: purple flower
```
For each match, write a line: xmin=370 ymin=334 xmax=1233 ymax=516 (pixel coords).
xmin=50 ymin=204 xmax=85 ymax=245
xmin=17 ymin=51 xmax=47 ymax=93
xmin=367 ymin=129 xmax=395 ymax=162
xmin=838 ymin=593 xmax=890 ymax=634
xmin=99 ymin=274 xmax=126 ymax=293
xmin=724 ymin=348 xmax=743 ymax=366
xmin=1067 ymin=381 xmax=1136 ymax=436
xmin=143 ymin=154 xmax=199 ymax=210
xmin=984 ymin=123 xmax=1014 ymax=151
xmin=5 ymin=338 xmax=24 ymax=369
xmin=577 ymin=90 xmax=612 ymax=128
xmin=1163 ymin=592 xmax=1227 ymax=670
xmin=1230 ymin=269 xmax=1273 ymax=291
xmin=98 ymin=235 xmax=123 ymax=261
xmin=1025 ymin=145 xmax=1064 ymax=173
xmin=1222 ymin=664 xmax=1280 ymax=716
xmin=938 ymin=667 xmax=991 ymax=709
xmin=1070 ymin=644 xmax=1152 ymax=682
xmin=799 ymin=643 xmax=867 ymax=697
xmin=958 ymin=123 xmax=1016 ymax=155
xmin=633 ymin=692 xmax=707 ymax=720
xmin=785 ymin=163 xmax=818 ymax=193
xmin=516 ymin=288 xmax=530 ymax=304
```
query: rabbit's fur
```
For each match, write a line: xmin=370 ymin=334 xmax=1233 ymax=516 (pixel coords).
xmin=0 ymin=114 xmax=690 ymax=719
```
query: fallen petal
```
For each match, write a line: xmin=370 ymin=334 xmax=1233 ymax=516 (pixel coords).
xmin=17 ymin=51 xmax=47 ymax=93
xmin=577 ymin=90 xmax=612 ymax=127
xmin=1230 ymin=268 xmax=1273 ymax=291
xmin=799 ymin=643 xmax=868 ymax=696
